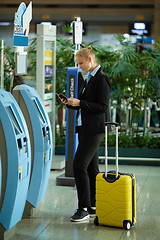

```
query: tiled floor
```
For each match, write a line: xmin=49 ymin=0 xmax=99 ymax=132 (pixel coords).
xmin=10 ymin=164 xmax=160 ymax=240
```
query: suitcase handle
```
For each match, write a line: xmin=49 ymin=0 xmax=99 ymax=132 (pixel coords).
xmin=104 ymin=122 xmax=119 ymax=178
xmin=103 ymin=172 xmax=120 ymax=183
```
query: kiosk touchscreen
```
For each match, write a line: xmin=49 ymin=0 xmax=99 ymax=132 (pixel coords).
xmin=13 ymin=85 xmax=53 ymax=213
xmin=0 ymin=89 xmax=31 ymax=231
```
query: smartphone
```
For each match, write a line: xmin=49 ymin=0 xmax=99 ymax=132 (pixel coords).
xmin=56 ymin=93 xmax=68 ymax=102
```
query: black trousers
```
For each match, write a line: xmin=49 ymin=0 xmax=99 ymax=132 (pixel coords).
xmin=73 ymin=129 xmax=104 ymax=209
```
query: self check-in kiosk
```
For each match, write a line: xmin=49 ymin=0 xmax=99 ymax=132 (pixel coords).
xmin=13 ymin=85 xmax=53 ymax=216
xmin=0 ymin=89 xmax=31 ymax=232
xmin=56 ymin=17 xmax=84 ymax=186
xmin=56 ymin=68 xmax=84 ymax=186
xmin=65 ymin=68 xmax=83 ymax=176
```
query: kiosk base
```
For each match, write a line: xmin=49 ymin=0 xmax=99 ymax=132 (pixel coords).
xmin=0 ymin=223 xmax=16 ymax=240
xmin=22 ymin=201 xmax=36 ymax=219
xmin=56 ymin=173 xmax=75 ymax=187
xmin=51 ymin=155 xmax=65 ymax=170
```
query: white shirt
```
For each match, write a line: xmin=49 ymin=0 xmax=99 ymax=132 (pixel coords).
xmin=77 ymin=65 xmax=101 ymax=126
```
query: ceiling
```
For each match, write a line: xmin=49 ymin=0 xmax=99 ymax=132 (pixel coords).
xmin=0 ymin=0 xmax=155 ymax=35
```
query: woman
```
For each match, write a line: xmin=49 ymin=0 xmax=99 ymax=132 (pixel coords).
xmin=60 ymin=46 xmax=111 ymax=222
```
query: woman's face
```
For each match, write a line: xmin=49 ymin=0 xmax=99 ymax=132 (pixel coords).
xmin=75 ymin=55 xmax=92 ymax=73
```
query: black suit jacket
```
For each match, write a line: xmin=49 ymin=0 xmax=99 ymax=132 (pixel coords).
xmin=68 ymin=67 xmax=111 ymax=134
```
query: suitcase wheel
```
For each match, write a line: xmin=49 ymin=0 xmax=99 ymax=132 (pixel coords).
xmin=94 ymin=216 xmax=99 ymax=226
xmin=123 ymin=220 xmax=131 ymax=230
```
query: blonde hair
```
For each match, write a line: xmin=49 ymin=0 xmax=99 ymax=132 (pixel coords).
xmin=75 ymin=46 xmax=96 ymax=61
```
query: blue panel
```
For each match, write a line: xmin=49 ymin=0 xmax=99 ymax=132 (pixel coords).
xmin=0 ymin=90 xmax=31 ymax=231
xmin=0 ymin=155 xmax=1 ymax=203
xmin=65 ymin=67 xmax=81 ymax=166
xmin=13 ymin=85 xmax=53 ymax=207
xmin=13 ymin=35 xmax=28 ymax=47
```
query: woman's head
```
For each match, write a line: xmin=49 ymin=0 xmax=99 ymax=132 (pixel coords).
xmin=75 ymin=46 xmax=97 ymax=73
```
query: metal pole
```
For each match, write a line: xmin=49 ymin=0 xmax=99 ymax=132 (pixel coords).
xmin=0 ymin=40 xmax=4 ymax=89
xmin=74 ymin=44 xmax=80 ymax=67
xmin=105 ymin=125 xmax=108 ymax=177
xmin=111 ymin=100 xmax=117 ymax=122
xmin=99 ymin=156 xmax=160 ymax=162
xmin=115 ymin=126 xmax=118 ymax=177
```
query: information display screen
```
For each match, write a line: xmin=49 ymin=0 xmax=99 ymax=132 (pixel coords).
xmin=44 ymin=41 xmax=55 ymax=94
xmin=5 ymin=106 xmax=22 ymax=135
xmin=129 ymin=22 xmax=151 ymax=36
xmin=33 ymin=99 xmax=46 ymax=124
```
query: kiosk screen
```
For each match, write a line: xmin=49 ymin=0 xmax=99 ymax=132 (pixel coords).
xmin=5 ymin=106 xmax=22 ymax=135
xmin=33 ymin=99 xmax=46 ymax=124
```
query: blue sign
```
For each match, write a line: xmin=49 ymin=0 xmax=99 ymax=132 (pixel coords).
xmin=13 ymin=2 xmax=32 ymax=47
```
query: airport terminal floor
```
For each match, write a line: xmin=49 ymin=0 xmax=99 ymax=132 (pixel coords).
xmin=10 ymin=163 xmax=160 ymax=240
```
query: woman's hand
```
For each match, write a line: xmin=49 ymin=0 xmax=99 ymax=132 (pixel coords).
xmin=67 ymin=98 xmax=80 ymax=107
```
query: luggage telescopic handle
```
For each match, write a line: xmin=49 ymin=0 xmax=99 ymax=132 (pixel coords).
xmin=104 ymin=122 xmax=119 ymax=178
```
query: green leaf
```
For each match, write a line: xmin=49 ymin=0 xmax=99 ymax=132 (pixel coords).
xmin=64 ymin=24 xmax=72 ymax=33
xmin=114 ymin=34 xmax=125 ymax=43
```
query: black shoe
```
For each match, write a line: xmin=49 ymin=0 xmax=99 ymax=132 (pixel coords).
xmin=71 ymin=209 xmax=90 ymax=222
xmin=87 ymin=207 xmax=96 ymax=218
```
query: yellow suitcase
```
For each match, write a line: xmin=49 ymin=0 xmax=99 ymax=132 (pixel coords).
xmin=94 ymin=122 xmax=136 ymax=230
